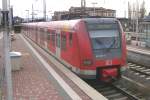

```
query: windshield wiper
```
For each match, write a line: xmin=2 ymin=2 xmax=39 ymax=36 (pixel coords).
xmin=95 ymin=39 xmax=106 ymax=49
xmin=106 ymin=38 xmax=116 ymax=51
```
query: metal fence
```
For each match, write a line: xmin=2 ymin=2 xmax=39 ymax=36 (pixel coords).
xmin=125 ymin=32 xmax=150 ymax=47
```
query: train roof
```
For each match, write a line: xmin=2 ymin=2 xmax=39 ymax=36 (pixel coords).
xmin=82 ymin=18 xmax=118 ymax=24
xmin=22 ymin=18 xmax=118 ymax=32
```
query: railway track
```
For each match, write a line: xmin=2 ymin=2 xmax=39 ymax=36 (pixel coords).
xmin=85 ymin=79 xmax=143 ymax=100
xmin=128 ymin=62 xmax=150 ymax=80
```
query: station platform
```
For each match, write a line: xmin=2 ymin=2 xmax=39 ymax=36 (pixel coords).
xmin=1 ymin=34 xmax=64 ymax=99
xmin=127 ymin=45 xmax=150 ymax=55
xmin=127 ymin=44 xmax=150 ymax=67
xmin=125 ymin=44 xmax=150 ymax=94
xmin=1 ymin=33 xmax=107 ymax=100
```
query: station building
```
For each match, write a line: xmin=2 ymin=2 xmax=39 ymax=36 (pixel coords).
xmin=128 ymin=13 xmax=150 ymax=48
xmin=139 ymin=13 xmax=150 ymax=47
xmin=52 ymin=7 xmax=116 ymax=20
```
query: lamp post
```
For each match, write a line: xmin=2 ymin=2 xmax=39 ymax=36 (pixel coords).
xmin=25 ymin=10 xmax=29 ymax=22
xmin=92 ymin=2 xmax=97 ymax=16
xmin=43 ymin=0 xmax=46 ymax=21
xmin=47 ymin=10 xmax=52 ymax=21
xmin=31 ymin=4 xmax=34 ymax=21
xmin=2 ymin=0 xmax=13 ymax=99
xmin=33 ymin=0 xmax=46 ymax=21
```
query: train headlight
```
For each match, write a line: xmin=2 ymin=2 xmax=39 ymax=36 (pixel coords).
xmin=83 ymin=59 xmax=92 ymax=66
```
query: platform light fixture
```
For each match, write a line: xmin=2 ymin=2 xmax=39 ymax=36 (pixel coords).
xmin=91 ymin=2 xmax=98 ymax=16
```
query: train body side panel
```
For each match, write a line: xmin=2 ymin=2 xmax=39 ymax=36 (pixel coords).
xmin=60 ymin=31 xmax=81 ymax=68
xmin=76 ymin=21 xmax=94 ymax=69
xmin=121 ymin=31 xmax=127 ymax=65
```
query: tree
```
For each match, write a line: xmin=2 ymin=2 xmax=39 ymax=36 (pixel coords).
xmin=139 ymin=0 xmax=146 ymax=18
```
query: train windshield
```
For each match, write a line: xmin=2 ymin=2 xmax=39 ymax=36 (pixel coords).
xmin=87 ymin=23 xmax=121 ymax=50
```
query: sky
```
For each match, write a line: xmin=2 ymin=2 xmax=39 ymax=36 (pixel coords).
xmin=0 ymin=0 xmax=150 ymax=18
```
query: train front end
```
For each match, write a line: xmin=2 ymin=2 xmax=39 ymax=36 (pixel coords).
xmin=78 ymin=18 xmax=126 ymax=82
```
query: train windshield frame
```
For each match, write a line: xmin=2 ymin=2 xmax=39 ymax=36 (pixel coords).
xmin=87 ymin=23 xmax=121 ymax=50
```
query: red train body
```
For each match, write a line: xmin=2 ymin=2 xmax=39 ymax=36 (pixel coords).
xmin=22 ymin=18 xmax=127 ymax=81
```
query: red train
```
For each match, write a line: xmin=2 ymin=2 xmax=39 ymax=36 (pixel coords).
xmin=22 ymin=18 xmax=127 ymax=81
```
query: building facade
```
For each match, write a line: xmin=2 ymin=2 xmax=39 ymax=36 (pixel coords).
xmin=69 ymin=7 xmax=116 ymax=17
xmin=52 ymin=11 xmax=69 ymax=21
xmin=52 ymin=7 xmax=116 ymax=21
xmin=140 ymin=15 xmax=150 ymax=43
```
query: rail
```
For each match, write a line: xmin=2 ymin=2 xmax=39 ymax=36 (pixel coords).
xmin=85 ymin=79 xmax=143 ymax=100
xmin=112 ymin=84 xmax=141 ymax=100
xmin=128 ymin=62 xmax=150 ymax=78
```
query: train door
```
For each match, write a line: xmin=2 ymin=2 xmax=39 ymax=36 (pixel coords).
xmin=44 ymin=28 xmax=48 ymax=49
xmin=56 ymin=30 xmax=61 ymax=58
xmin=37 ymin=28 xmax=41 ymax=44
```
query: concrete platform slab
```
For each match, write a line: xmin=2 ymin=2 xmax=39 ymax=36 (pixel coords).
xmin=127 ymin=45 xmax=150 ymax=67
xmin=2 ymin=35 xmax=64 ymax=100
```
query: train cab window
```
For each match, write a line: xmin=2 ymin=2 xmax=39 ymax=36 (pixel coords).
xmin=87 ymin=22 xmax=121 ymax=58
xmin=61 ymin=34 xmax=67 ymax=50
xmin=87 ymin=23 xmax=121 ymax=50
xmin=56 ymin=34 xmax=61 ymax=48
xmin=69 ymin=32 xmax=73 ymax=46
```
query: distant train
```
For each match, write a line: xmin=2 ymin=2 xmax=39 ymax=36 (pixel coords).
xmin=21 ymin=18 xmax=127 ymax=81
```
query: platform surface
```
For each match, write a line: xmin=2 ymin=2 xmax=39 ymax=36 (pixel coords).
xmin=127 ymin=45 xmax=150 ymax=55
xmin=1 ymin=34 xmax=63 ymax=100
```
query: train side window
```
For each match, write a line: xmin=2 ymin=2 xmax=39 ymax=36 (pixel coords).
xmin=61 ymin=34 xmax=66 ymax=50
xmin=51 ymin=32 xmax=55 ymax=46
xmin=47 ymin=31 xmax=51 ymax=40
xmin=34 ymin=27 xmax=36 ymax=34
xmin=69 ymin=32 xmax=73 ymax=46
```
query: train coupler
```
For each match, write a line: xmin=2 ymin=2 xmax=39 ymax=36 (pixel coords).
xmin=96 ymin=67 xmax=121 ymax=82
